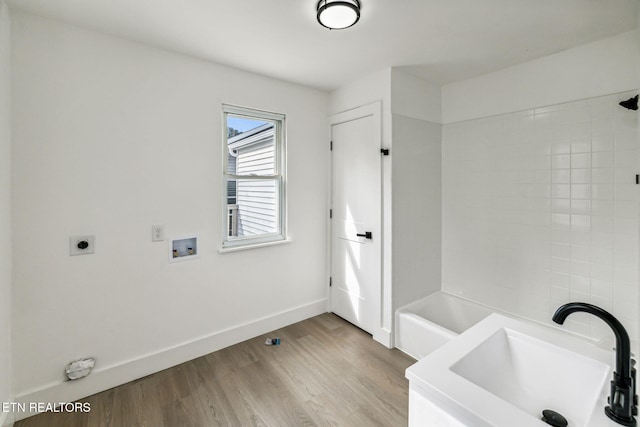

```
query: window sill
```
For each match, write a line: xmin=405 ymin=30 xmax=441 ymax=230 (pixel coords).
xmin=218 ymin=238 xmax=292 ymax=254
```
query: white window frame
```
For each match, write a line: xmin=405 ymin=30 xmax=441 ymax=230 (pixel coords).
xmin=221 ymin=104 xmax=287 ymax=251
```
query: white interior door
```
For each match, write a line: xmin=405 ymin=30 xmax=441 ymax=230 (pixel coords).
xmin=330 ymin=105 xmax=381 ymax=335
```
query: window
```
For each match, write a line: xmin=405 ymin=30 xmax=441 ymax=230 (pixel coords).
xmin=222 ymin=104 xmax=286 ymax=249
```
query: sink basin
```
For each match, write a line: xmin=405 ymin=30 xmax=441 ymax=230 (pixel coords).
xmin=450 ymin=327 xmax=610 ymax=426
xmin=406 ymin=313 xmax=618 ymax=427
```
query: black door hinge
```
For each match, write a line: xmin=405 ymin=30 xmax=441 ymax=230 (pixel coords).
xmin=330 ymin=141 xmax=333 ymax=151
xmin=381 ymin=148 xmax=390 ymax=156
xmin=636 ymin=174 xmax=639 ymax=185
xmin=329 ymin=209 xmax=333 ymax=219
xmin=329 ymin=277 xmax=332 ymax=287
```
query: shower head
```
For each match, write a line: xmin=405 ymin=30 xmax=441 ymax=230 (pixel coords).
xmin=619 ymin=95 xmax=638 ymax=111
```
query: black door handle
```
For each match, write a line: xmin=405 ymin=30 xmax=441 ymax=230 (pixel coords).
xmin=356 ymin=232 xmax=372 ymax=239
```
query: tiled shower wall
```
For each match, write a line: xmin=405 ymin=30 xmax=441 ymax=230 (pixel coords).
xmin=442 ymin=91 xmax=639 ymax=344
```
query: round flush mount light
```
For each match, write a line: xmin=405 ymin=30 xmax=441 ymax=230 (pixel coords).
xmin=317 ymin=0 xmax=360 ymax=30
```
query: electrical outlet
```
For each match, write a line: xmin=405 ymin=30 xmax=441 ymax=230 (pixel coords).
xmin=70 ymin=235 xmax=95 ymax=256
xmin=152 ymin=225 xmax=165 ymax=242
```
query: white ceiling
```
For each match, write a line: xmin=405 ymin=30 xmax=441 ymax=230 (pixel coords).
xmin=7 ymin=0 xmax=639 ymax=91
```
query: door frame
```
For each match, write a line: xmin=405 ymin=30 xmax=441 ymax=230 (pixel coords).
xmin=328 ymin=101 xmax=390 ymax=346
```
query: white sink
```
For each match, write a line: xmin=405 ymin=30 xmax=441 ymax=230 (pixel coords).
xmin=406 ymin=313 xmax=619 ymax=427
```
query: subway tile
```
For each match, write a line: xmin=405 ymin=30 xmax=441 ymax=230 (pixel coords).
xmin=571 ymin=230 xmax=591 ymax=246
xmin=590 ymin=248 xmax=613 ymax=269
xmin=614 ymin=110 xmax=638 ymax=131
xmin=552 ymin=142 xmax=571 ymax=155
xmin=552 ymin=213 xmax=570 ymax=228
xmin=534 ymin=170 xmax=551 ymax=183
xmin=614 ymin=266 xmax=638 ymax=286
xmin=570 ymin=139 xmax=591 ymax=154
xmin=571 ymin=275 xmax=591 ymax=293
xmin=590 ymin=295 xmax=613 ymax=313
xmin=570 ymin=184 xmax=591 ymax=199
xmin=571 ymin=260 xmax=590 ymax=278
xmin=614 ymin=245 xmax=639 ymax=270
xmin=591 ymin=133 xmax=614 ymax=152
xmin=591 ymin=215 xmax=613 ymax=233
xmin=571 ymin=153 xmax=591 ymax=169
xmin=532 ymin=155 xmax=551 ymax=170
xmin=614 ymin=200 xmax=638 ymax=218
xmin=566 ymin=315 xmax=593 ymax=337
xmin=591 ymin=168 xmax=614 ymax=184
xmin=551 ymin=257 xmax=571 ymax=274
xmin=517 ymin=112 xmax=535 ymax=131
xmin=551 ymin=271 xmax=571 ymax=288
xmin=591 ymin=262 xmax=613 ymax=282
xmin=591 ymin=118 xmax=614 ymax=134
xmin=552 ymin=242 xmax=571 ymax=258
xmin=570 ymin=199 xmax=590 ymax=214
xmin=503 ymin=116 xmax=519 ymax=132
xmin=550 ymin=286 xmax=570 ymax=301
xmin=615 ymin=151 xmax=638 ymax=169
xmin=614 ymin=217 xmax=638 ymax=235
xmin=551 ymin=169 xmax=570 ymax=183
xmin=591 ymin=200 xmax=614 ymax=216
xmin=592 ymin=152 xmax=614 ymax=168
xmin=552 ymin=154 xmax=570 ymax=169
xmin=551 ymin=184 xmax=570 ymax=199
xmin=614 ymin=168 xmax=637 ymax=184
xmin=533 ymin=109 xmax=551 ymax=129
xmin=552 ymin=198 xmax=571 ymax=213
xmin=570 ymin=290 xmax=592 ymax=304
xmin=571 ymin=169 xmax=591 ymax=184
xmin=591 ymin=184 xmax=614 ymax=200
xmin=442 ymin=93 xmax=638 ymax=344
xmin=591 ymin=231 xmax=614 ymax=249
xmin=552 ymin=228 xmax=571 ymax=244
xmin=613 ymin=285 xmax=639 ymax=320
xmin=614 ymin=130 xmax=637 ymax=152
xmin=613 ymin=233 xmax=636 ymax=252
xmin=571 ymin=214 xmax=590 ymax=230
xmin=614 ymin=184 xmax=636 ymax=201
xmin=571 ymin=244 xmax=589 ymax=262
xmin=591 ymin=279 xmax=613 ymax=299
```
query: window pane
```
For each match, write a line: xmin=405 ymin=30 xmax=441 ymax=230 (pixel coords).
xmin=227 ymin=116 xmax=276 ymax=176
xmin=227 ymin=178 xmax=279 ymax=239
xmin=222 ymin=104 xmax=285 ymax=249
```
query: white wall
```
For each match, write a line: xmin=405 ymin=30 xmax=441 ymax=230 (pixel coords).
xmin=442 ymin=30 xmax=640 ymax=346
xmin=391 ymin=69 xmax=441 ymax=124
xmin=0 ymin=1 xmax=12 ymax=426
xmin=443 ymin=30 xmax=640 ymax=124
xmin=11 ymin=10 xmax=328 ymax=410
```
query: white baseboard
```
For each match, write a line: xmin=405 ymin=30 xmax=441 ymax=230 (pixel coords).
xmin=374 ymin=328 xmax=393 ymax=348
xmin=13 ymin=299 xmax=327 ymax=422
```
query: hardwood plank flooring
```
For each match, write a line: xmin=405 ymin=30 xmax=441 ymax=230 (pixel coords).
xmin=15 ymin=314 xmax=416 ymax=427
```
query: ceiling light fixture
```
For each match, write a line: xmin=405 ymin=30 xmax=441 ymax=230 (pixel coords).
xmin=317 ymin=0 xmax=360 ymax=30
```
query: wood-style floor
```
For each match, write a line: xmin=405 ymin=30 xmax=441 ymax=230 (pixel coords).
xmin=16 ymin=314 xmax=416 ymax=427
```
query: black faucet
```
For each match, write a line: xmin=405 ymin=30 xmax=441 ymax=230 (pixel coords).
xmin=553 ymin=302 xmax=637 ymax=426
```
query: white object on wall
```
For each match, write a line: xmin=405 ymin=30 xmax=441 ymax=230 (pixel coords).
xmin=169 ymin=235 xmax=198 ymax=263
xmin=64 ymin=357 xmax=95 ymax=380
xmin=69 ymin=235 xmax=95 ymax=256
xmin=151 ymin=225 xmax=165 ymax=242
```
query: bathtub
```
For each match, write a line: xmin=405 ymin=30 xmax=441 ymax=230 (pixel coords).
xmin=395 ymin=291 xmax=507 ymax=360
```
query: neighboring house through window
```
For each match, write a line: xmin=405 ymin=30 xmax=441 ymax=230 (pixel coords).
xmin=222 ymin=105 xmax=286 ymax=249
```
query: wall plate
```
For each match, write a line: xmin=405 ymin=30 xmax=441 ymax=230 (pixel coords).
xmin=70 ymin=235 xmax=95 ymax=256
